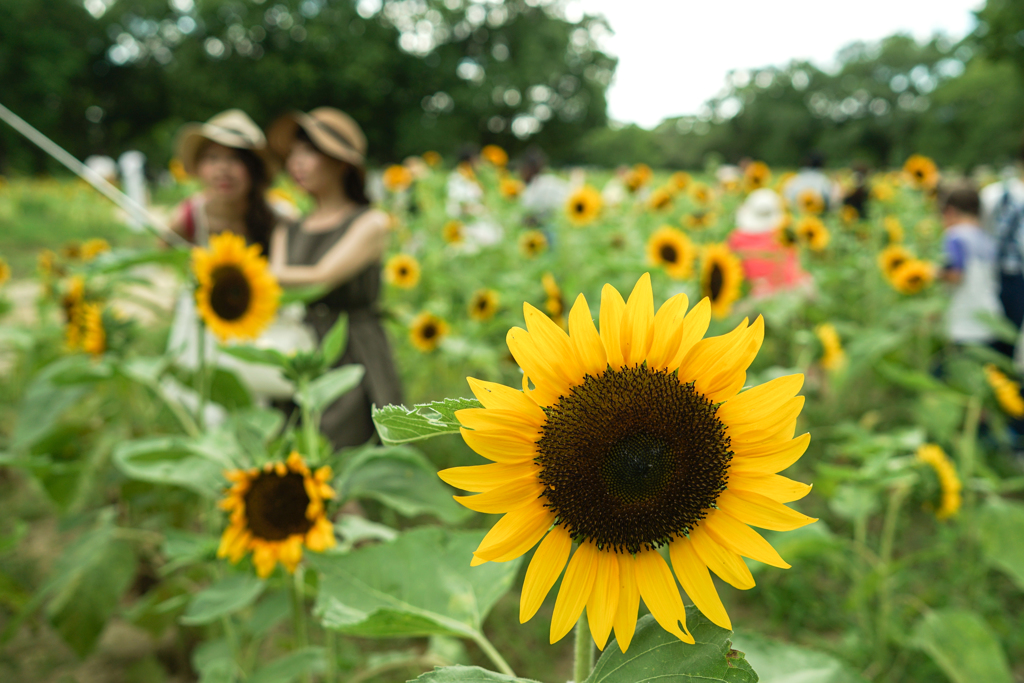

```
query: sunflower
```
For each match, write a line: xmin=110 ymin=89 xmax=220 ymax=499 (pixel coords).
xmin=647 ymin=227 xmax=695 ymax=280
xmin=903 ymin=155 xmax=939 ymax=191
xmin=38 ymin=249 xmax=58 ymax=278
xmin=647 ymin=187 xmax=673 ymax=212
xmin=382 ymin=164 xmax=414 ymax=193
xmin=795 ymin=216 xmax=830 ymax=252
xmin=410 ymin=312 xmax=449 ymax=352
xmin=439 ymin=273 xmax=813 ymax=652
xmin=0 ymin=257 xmax=10 ymax=287
xmin=169 ymin=157 xmax=190 ymax=183
xmin=700 ymin=244 xmax=745 ymax=318
xmin=890 ymin=259 xmax=935 ymax=295
xmin=384 ymin=254 xmax=421 ymax=289
xmin=565 ymin=186 xmax=603 ymax=227
xmin=481 ymin=145 xmax=509 ymax=168
xmin=423 ymin=151 xmax=442 ymax=167
xmin=78 ymin=303 xmax=107 ymax=356
xmin=500 ymin=177 xmax=525 ymax=199
xmin=192 ymin=233 xmax=281 ymax=342
xmin=541 ymin=273 xmax=566 ymax=326
xmin=690 ymin=183 xmax=712 ymax=206
xmin=775 ymin=172 xmax=797 ymax=193
xmin=624 ymin=163 xmax=653 ymax=193
xmin=916 ymin=445 xmax=961 ymax=521
xmin=883 ymin=216 xmax=904 ymax=244
xmin=796 ymin=189 xmax=825 ymax=215
xmin=873 ymin=182 xmax=895 ymax=202
xmin=840 ymin=205 xmax=859 ymax=225
xmin=520 ymin=230 xmax=549 ymax=258
xmin=984 ymin=365 xmax=1024 ymax=418
xmin=60 ymin=275 xmax=86 ymax=325
xmin=815 ymin=323 xmax=845 ymax=371
xmin=878 ymin=245 xmax=913 ymax=279
xmin=218 ymin=452 xmax=336 ymax=578
xmin=469 ymin=289 xmax=500 ymax=321
xmin=743 ymin=161 xmax=772 ymax=192
xmin=776 ymin=225 xmax=799 ymax=248
xmin=669 ymin=171 xmax=691 ymax=193
xmin=443 ymin=220 xmax=465 ymax=245
xmin=684 ymin=211 xmax=717 ymax=230
xmin=81 ymin=238 xmax=111 ymax=261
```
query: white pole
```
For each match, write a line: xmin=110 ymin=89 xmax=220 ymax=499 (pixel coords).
xmin=0 ymin=101 xmax=187 ymax=246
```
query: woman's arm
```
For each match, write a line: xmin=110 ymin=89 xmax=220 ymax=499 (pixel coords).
xmin=271 ymin=209 xmax=392 ymax=288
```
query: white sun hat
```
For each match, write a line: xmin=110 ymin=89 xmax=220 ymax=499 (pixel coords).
xmin=736 ymin=188 xmax=785 ymax=234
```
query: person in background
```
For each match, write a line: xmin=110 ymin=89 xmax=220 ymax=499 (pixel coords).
xmin=940 ymin=183 xmax=1003 ymax=349
xmin=267 ymin=107 xmax=402 ymax=449
xmin=843 ymin=162 xmax=871 ymax=220
xmin=783 ymin=151 xmax=840 ymax=213
xmin=169 ymin=109 xmax=279 ymax=252
xmin=981 ymin=134 xmax=1024 ymax=235
xmin=728 ymin=189 xmax=810 ymax=298
xmin=519 ymin=147 xmax=568 ymax=228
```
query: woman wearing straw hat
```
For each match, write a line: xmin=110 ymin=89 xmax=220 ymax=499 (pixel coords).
xmin=267 ymin=107 xmax=402 ymax=448
xmin=169 ymin=109 xmax=279 ymax=252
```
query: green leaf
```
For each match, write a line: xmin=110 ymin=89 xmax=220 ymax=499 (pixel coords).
xmin=249 ymin=648 xmax=327 ymax=683
xmin=180 ymin=574 xmax=266 ymax=626
xmin=976 ymin=498 xmax=1024 ymax=591
xmin=584 ymin=611 xmax=758 ymax=683
xmin=88 ymin=247 xmax=190 ymax=275
xmin=112 ymin=436 xmax=229 ymax=498
xmin=192 ymin=639 xmax=239 ymax=683
xmin=282 ymin=285 xmax=328 ymax=304
xmin=731 ymin=633 xmax=867 ymax=683
xmin=337 ymin=445 xmax=469 ymax=524
xmin=220 ymin=345 xmax=290 ymax=369
xmin=372 ymin=398 xmax=482 ymax=445
xmin=297 ymin=364 xmax=365 ymax=414
xmin=874 ymin=361 xmax=963 ymax=398
xmin=309 ymin=528 xmax=520 ymax=639
xmin=408 ymin=666 xmax=540 ymax=682
xmin=12 ymin=357 xmax=89 ymax=450
xmin=910 ymin=609 xmax=1012 ymax=683
xmin=321 ymin=313 xmax=349 ymax=366
xmin=335 ymin=514 xmax=398 ymax=553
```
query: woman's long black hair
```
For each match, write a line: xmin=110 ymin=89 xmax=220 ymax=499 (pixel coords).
xmin=294 ymin=127 xmax=370 ymax=206
xmin=236 ymin=148 xmax=275 ymax=254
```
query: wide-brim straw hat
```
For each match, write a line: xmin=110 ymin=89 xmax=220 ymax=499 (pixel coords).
xmin=267 ymin=108 xmax=367 ymax=168
xmin=175 ymin=109 xmax=279 ymax=177
xmin=736 ymin=188 xmax=785 ymax=234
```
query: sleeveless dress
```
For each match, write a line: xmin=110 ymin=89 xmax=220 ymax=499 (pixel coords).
xmin=284 ymin=208 xmax=403 ymax=448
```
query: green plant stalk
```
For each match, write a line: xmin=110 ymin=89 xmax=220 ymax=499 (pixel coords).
xmin=874 ymin=485 xmax=909 ymax=667
xmin=324 ymin=628 xmax=338 ymax=683
xmin=957 ymin=395 xmax=982 ymax=500
xmin=574 ymin=615 xmax=594 ymax=683
xmin=195 ymin=317 xmax=208 ymax=431
xmin=222 ymin=614 xmax=243 ymax=677
xmin=291 ymin=566 xmax=311 ymax=683
xmin=470 ymin=631 xmax=516 ymax=678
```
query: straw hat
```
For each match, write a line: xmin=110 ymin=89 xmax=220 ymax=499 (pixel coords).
xmin=267 ymin=108 xmax=367 ymax=168
xmin=736 ymin=188 xmax=785 ymax=234
xmin=175 ymin=109 xmax=279 ymax=177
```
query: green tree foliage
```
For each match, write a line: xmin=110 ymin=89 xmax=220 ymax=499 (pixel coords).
xmin=975 ymin=0 xmax=1024 ymax=74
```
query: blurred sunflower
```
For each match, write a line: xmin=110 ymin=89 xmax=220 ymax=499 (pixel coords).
xmin=0 ymin=257 xmax=10 ymax=287
xmin=775 ymin=171 xmax=797 ymax=193
xmin=218 ymin=452 xmax=336 ymax=578
xmin=647 ymin=226 xmax=695 ymax=280
xmin=457 ymin=161 xmax=477 ymax=181
xmin=648 ymin=187 xmax=673 ymax=212
xmin=78 ymin=303 xmax=107 ymax=357
xmin=192 ymin=233 xmax=281 ymax=342
xmin=878 ymin=245 xmax=913 ymax=279
xmin=743 ymin=161 xmax=772 ymax=192
xmin=481 ymin=145 xmax=509 ymax=167
xmin=169 ymin=157 xmax=190 ymax=183
xmin=624 ymin=163 xmax=653 ymax=193
xmin=500 ymin=177 xmax=524 ymax=199
xmin=382 ymin=164 xmax=414 ymax=193
xmin=795 ymin=216 xmax=830 ymax=251
xmin=916 ymin=445 xmax=961 ymax=520
xmin=384 ymin=254 xmax=421 ymax=289
xmin=62 ymin=241 xmax=82 ymax=260
xmin=565 ymin=186 xmax=603 ymax=227
xmin=690 ymin=183 xmax=712 ymax=206
xmin=684 ymin=211 xmax=717 ymax=230
xmin=796 ymin=189 xmax=825 ymax=215
xmin=701 ymin=244 xmax=744 ymax=318
xmin=60 ymin=275 xmax=86 ymax=325
xmin=903 ymin=155 xmax=939 ymax=191
xmin=442 ymin=220 xmax=465 ymax=245
xmin=776 ymin=224 xmax=799 ymax=248
xmin=410 ymin=312 xmax=449 ymax=352
xmin=984 ymin=364 xmax=1024 ymax=418
xmin=815 ymin=323 xmax=845 ymax=371
xmin=81 ymin=238 xmax=110 ymax=261
xmin=519 ymin=230 xmax=548 ymax=258
xmin=542 ymin=273 xmax=565 ymax=326
xmin=883 ymin=216 xmax=904 ymax=244
xmin=439 ymin=273 xmax=813 ymax=651
xmin=669 ymin=171 xmax=691 ymax=193
xmin=423 ymin=151 xmax=442 ymax=167
xmin=890 ymin=259 xmax=935 ymax=295
xmin=872 ymin=182 xmax=895 ymax=202
xmin=38 ymin=249 xmax=58 ymax=279
xmin=840 ymin=205 xmax=859 ymax=225
xmin=469 ymin=289 xmax=500 ymax=321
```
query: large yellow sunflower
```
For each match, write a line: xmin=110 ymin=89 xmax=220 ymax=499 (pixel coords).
xmin=192 ymin=233 xmax=281 ymax=342
xmin=743 ymin=161 xmax=772 ymax=192
xmin=795 ymin=216 xmax=830 ymax=252
xmin=890 ymin=259 xmax=935 ymax=295
xmin=384 ymin=254 xmax=421 ymax=289
xmin=647 ymin=226 xmax=696 ymax=280
xmin=469 ymin=289 xmax=500 ymax=322
xmin=700 ymin=244 xmax=745 ymax=318
xmin=218 ymin=452 xmax=336 ymax=578
xmin=878 ymin=245 xmax=913 ymax=280
xmin=916 ymin=445 xmax=961 ymax=521
xmin=566 ymin=186 xmax=603 ymax=227
xmin=903 ymin=155 xmax=939 ymax=191
xmin=410 ymin=312 xmax=449 ymax=352
xmin=439 ymin=273 xmax=813 ymax=652
xmin=520 ymin=230 xmax=549 ymax=258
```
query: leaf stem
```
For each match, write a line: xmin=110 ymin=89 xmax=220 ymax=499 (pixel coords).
xmin=875 ymin=484 xmax=909 ymax=667
xmin=195 ymin=317 xmax=209 ymax=431
xmin=574 ymin=615 xmax=594 ymax=683
xmin=471 ymin=631 xmax=516 ymax=678
xmin=291 ymin=566 xmax=311 ymax=683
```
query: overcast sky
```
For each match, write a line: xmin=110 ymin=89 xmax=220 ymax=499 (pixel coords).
xmin=572 ymin=0 xmax=985 ymax=128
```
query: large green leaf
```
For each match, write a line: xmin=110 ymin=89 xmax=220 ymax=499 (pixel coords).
xmin=297 ymin=364 xmax=365 ymax=414
xmin=88 ymin=246 xmax=190 ymax=275
xmin=731 ymin=633 xmax=867 ymax=683
xmin=910 ymin=609 xmax=1013 ymax=683
xmin=372 ymin=398 xmax=482 ymax=445
xmin=180 ymin=574 xmax=266 ymax=626
xmin=12 ymin=357 xmax=89 ymax=450
xmin=220 ymin=345 xmax=289 ymax=369
xmin=320 ymin=313 xmax=349 ymax=366
xmin=585 ymin=611 xmax=757 ymax=683
xmin=976 ymin=498 xmax=1024 ymax=591
xmin=337 ymin=445 xmax=469 ymax=523
xmin=409 ymin=666 xmax=540 ymax=682
xmin=309 ymin=528 xmax=520 ymax=639
xmin=111 ymin=436 xmax=230 ymax=497
xmin=249 ymin=647 xmax=327 ymax=683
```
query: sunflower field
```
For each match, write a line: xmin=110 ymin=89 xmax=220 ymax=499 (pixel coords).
xmin=1 ymin=155 xmax=1023 ymax=683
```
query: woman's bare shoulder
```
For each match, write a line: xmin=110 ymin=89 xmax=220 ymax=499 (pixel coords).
xmin=354 ymin=207 xmax=393 ymax=234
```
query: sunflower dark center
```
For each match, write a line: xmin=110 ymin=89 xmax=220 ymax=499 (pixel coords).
xmin=575 ymin=201 xmax=585 ymax=214
xmin=476 ymin=298 xmax=489 ymax=311
xmin=421 ymin=323 xmax=438 ymax=339
xmin=535 ymin=366 xmax=732 ymax=553
xmin=243 ymin=471 xmax=313 ymax=541
xmin=659 ymin=244 xmax=679 ymax=263
xmin=709 ymin=264 xmax=725 ymax=300
xmin=210 ymin=266 xmax=252 ymax=321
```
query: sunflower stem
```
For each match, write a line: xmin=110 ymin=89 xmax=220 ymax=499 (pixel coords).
xmin=291 ymin=566 xmax=311 ymax=683
xmin=573 ymin=615 xmax=594 ymax=683
xmin=324 ymin=628 xmax=338 ymax=683
xmin=195 ymin=317 xmax=209 ymax=431
xmin=471 ymin=631 xmax=516 ymax=678
xmin=874 ymin=484 xmax=909 ymax=668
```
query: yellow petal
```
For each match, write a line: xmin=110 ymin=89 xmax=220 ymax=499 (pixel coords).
xmin=717 ymin=489 xmax=817 ymax=531
xmin=612 ymin=553 xmax=640 ymax=652
xmin=667 ymin=298 xmax=711 ymax=370
xmin=586 ymin=549 xmax=621 ymax=650
xmin=523 ymin=303 xmax=585 ymax=387
xmin=474 ymin=503 xmax=555 ymax=563
xmin=439 ymin=461 xmax=540 ymax=493
xmin=456 ymin=408 xmax=543 ymax=433
xmin=620 ymin=273 xmax=654 ymax=367
xmin=550 ymin=542 xmax=600 ymax=644
xmin=568 ymin=294 xmax=607 ymax=377
xmin=647 ymin=293 xmax=689 ymax=370
xmin=507 ymin=327 xmax=569 ymax=406
xmin=454 ymin=477 xmax=545 ymax=513
xmin=669 ymin=537 xmax=731 ymax=630
xmin=728 ymin=397 xmax=805 ymax=444
xmin=728 ymin=472 xmax=812 ymax=504
xmin=731 ymin=433 xmax=811 ymax=474
xmin=717 ymin=374 xmax=804 ymax=425
xmin=599 ymin=284 xmax=626 ymax=370
xmin=634 ymin=548 xmax=694 ymax=643
xmin=252 ymin=544 xmax=278 ymax=578
xmin=689 ymin=525 xmax=755 ymax=590
xmin=460 ymin=427 xmax=537 ymax=463
xmin=703 ymin=509 xmax=789 ymax=569
xmin=520 ymin=526 xmax=572 ymax=623
xmin=679 ymin=317 xmax=763 ymax=402
xmin=467 ymin=377 xmax=546 ymax=422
